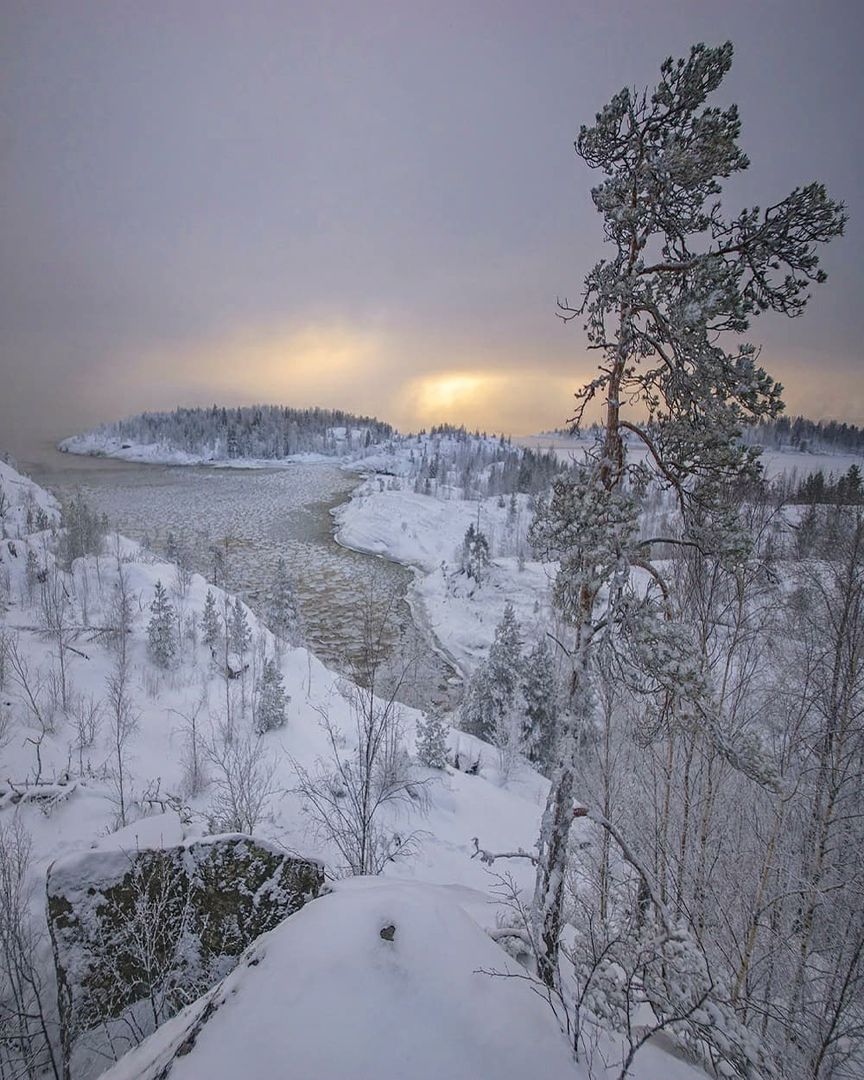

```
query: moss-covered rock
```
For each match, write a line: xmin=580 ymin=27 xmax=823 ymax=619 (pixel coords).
xmin=46 ymin=834 xmax=323 ymax=1060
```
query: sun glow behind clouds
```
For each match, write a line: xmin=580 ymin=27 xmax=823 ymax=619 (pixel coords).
xmin=401 ymin=369 xmax=578 ymax=433
xmin=117 ymin=321 xmax=592 ymax=434
xmin=133 ymin=323 xmax=385 ymax=401
xmin=415 ymin=373 xmax=494 ymax=416
xmin=98 ymin=318 xmax=857 ymax=439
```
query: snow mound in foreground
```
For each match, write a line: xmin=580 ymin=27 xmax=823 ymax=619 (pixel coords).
xmin=101 ymin=877 xmax=580 ymax=1080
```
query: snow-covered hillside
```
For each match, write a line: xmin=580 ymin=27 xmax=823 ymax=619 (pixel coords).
xmin=0 ymin=455 xmax=556 ymax=886
xmin=18 ymin=438 xmax=838 ymax=1080
xmin=58 ymin=405 xmax=394 ymax=466
xmin=0 ymin=458 xmax=562 ymax=1078
xmin=0 ymin=454 xmax=720 ymax=1080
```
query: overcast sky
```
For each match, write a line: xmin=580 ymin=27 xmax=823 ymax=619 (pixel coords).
xmin=1 ymin=1 xmax=861 ymax=457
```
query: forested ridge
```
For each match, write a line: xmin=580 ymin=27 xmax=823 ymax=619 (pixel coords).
xmin=79 ymin=404 xmax=394 ymax=459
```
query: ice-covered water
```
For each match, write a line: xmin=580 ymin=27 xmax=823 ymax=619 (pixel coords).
xmin=22 ymin=444 xmax=461 ymax=710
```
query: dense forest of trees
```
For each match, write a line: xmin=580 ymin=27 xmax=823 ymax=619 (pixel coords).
xmin=83 ymin=405 xmax=394 ymax=459
xmin=404 ymin=431 xmax=566 ymax=498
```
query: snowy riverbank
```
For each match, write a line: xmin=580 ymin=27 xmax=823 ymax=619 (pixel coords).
xmin=333 ymin=478 xmax=558 ymax=679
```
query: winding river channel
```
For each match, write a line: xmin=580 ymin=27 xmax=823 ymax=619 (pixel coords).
xmin=19 ymin=442 xmax=462 ymax=711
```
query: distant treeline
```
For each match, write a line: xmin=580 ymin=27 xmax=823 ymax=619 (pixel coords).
xmin=789 ymin=464 xmax=863 ymax=506
xmin=94 ymin=405 xmax=394 ymax=459
xmin=545 ymin=416 xmax=864 ymax=455
xmin=742 ymin=416 xmax=864 ymax=454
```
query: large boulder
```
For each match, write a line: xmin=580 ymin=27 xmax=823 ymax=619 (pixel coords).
xmin=46 ymin=833 xmax=323 ymax=1068
xmin=98 ymin=879 xmax=580 ymax=1080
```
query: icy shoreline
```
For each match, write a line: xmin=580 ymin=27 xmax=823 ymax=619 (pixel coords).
xmin=331 ymin=474 xmax=556 ymax=681
xmin=331 ymin=507 xmax=469 ymax=689
xmin=58 ymin=433 xmax=354 ymax=469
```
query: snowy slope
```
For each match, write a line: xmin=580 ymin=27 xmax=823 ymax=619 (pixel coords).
xmin=99 ymin=876 xmax=705 ymax=1080
xmin=0 ymin=459 xmax=549 ymax=900
xmin=0 ymin=458 xmax=712 ymax=1080
xmin=0 ymin=455 xmax=60 ymax=529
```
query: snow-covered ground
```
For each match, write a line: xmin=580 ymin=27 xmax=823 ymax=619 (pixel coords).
xmin=334 ymin=433 xmax=864 ymax=684
xmin=99 ymin=877 xmax=580 ymax=1080
xmin=98 ymin=874 xmax=708 ymax=1080
xmin=11 ymin=429 xmax=844 ymax=1079
xmin=97 ymin=872 xmax=708 ymax=1080
xmin=0 ymin=464 xmax=546 ymax=895
xmin=0 ymin=458 xmax=553 ymax=1075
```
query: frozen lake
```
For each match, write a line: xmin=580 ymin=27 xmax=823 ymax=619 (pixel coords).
xmin=21 ymin=442 xmax=461 ymax=711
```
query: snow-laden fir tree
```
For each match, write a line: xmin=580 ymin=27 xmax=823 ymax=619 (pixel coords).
xmin=25 ymin=548 xmax=39 ymax=602
xmin=460 ymin=522 xmax=490 ymax=583
xmin=527 ymin=41 xmax=844 ymax=992
xmin=520 ymin=637 xmax=558 ymax=773
xmin=459 ymin=665 xmax=494 ymax=742
xmin=460 ymin=602 xmax=523 ymax=742
xmin=147 ymin=580 xmax=176 ymax=668
xmin=416 ymin=707 xmax=449 ymax=769
xmin=267 ymin=557 xmax=299 ymax=643
xmin=254 ymin=657 xmax=287 ymax=733
xmin=201 ymin=589 xmax=221 ymax=648
xmin=228 ymin=598 xmax=251 ymax=659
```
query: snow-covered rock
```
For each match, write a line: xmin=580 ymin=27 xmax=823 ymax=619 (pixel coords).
xmin=99 ymin=877 xmax=581 ymax=1080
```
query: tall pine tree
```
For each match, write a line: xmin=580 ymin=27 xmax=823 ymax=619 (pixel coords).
xmin=529 ymin=41 xmax=845 ymax=989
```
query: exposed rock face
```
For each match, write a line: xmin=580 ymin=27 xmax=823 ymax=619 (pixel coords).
xmin=46 ymin=834 xmax=323 ymax=1065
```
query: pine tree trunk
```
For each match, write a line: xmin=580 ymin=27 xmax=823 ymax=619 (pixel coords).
xmin=533 ymin=633 xmax=591 ymax=988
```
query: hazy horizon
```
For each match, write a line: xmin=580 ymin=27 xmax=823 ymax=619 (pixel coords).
xmin=2 ymin=1 xmax=862 ymax=461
